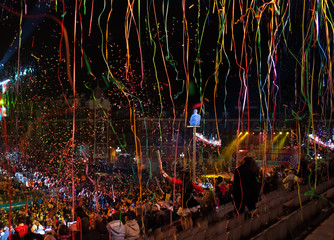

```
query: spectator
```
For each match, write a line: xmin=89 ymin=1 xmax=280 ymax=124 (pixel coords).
xmin=160 ymin=170 xmax=203 ymax=215
xmin=9 ymin=233 xmax=21 ymax=240
xmin=92 ymin=214 xmax=108 ymax=240
xmin=200 ymin=188 xmax=215 ymax=216
xmin=44 ymin=233 xmax=57 ymax=240
xmin=15 ymin=216 xmax=28 ymax=238
xmin=215 ymin=177 xmax=226 ymax=206
xmin=160 ymin=169 xmax=203 ymax=230
xmin=150 ymin=204 xmax=165 ymax=231
xmin=124 ymin=211 xmax=140 ymax=240
xmin=283 ymin=170 xmax=301 ymax=191
xmin=1 ymin=225 xmax=13 ymax=240
xmin=57 ymin=224 xmax=71 ymax=240
xmin=233 ymin=156 xmax=260 ymax=214
xmin=75 ymin=217 xmax=99 ymax=240
xmin=30 ymin=220 xmax=39 ymax=233
xmin=107 ymin=211 xmax=125 ymax=240
xmin=23 ymin=231 xmax=44 ymax=240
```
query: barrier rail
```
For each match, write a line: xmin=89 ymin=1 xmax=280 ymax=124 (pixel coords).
xmin=0 ymin=191 xmax=44 ymax=205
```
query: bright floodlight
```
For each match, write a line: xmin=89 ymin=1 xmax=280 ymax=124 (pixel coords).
xmin=0 ymin=79 xmax=10 ymax=85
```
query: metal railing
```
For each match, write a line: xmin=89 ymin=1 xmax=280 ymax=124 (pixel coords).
xmin=0 ymin=190 xmax=45 ymax=205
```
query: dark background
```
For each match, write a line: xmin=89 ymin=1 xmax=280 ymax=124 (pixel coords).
xmin=0 ymin=0 xmax=331 ymax=122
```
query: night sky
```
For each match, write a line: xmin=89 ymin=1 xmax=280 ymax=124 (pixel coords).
xmin=0 ymin=0 xmax=332 ymax=122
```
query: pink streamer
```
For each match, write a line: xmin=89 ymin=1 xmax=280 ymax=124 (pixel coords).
xmin=88 ymin=0 xmax=94 ymax=36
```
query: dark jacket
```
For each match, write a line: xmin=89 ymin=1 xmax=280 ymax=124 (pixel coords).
xmin=233 ymin=157 xmax=260 ymax=213
xmin=94 ymin=221 xmax=109 ymax=240
xmin=75 ymin=230 xmax=100 ymax=240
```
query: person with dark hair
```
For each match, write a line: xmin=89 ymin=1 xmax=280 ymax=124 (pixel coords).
xmin=9 ymin=233 xmax=21 ymax=240
xmin=199 ymin=188 xmax=215 ymax=217
xmin=57 ymin=224 xmax=71 ymax=240
xmin=232 ymin=156 xmax=260 ymax=214
xmin=75 ymin=217 xmax=99 ymax=240
xmin=22 ymin=228 xmax=44 ymax=240
xmin=160 ymin=168 xmax=203 ymax=230
xmin=75 ymin=207 xmax=88 ymax=221
xmin=92 ymin=214 xmax=108 ymax=240
xmin=15 ymin=216 xmax=28 ymax=238
xmin=71 ymin=207 xmax=89 ymax=232
xmin=149 ymin=203 xmax=165 ymax=231
xmin=215 ymin=176 xmax=226 ymax=206
xmin=160 ymin=169 xmax=203 ymax=214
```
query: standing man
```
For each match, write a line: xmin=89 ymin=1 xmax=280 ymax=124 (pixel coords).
xmin=233 ymin=156 xmax=260 ymax=214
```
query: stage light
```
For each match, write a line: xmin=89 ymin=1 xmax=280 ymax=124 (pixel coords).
xmin=286 ymin=132 xmax=289 ymax=134
xmin=0 ymin=79 xmax=10 ymax=85
xmin=279 ymin=132 xmax=282 ymax=135
xmin=1 ymin=107 xmax=6 ymax=117
xmin=239 ymin=132 xmax=243 ymax=135
xmin=309 ymin=134 xmax=334 ymax=150
xmin=195 ymin=133 xmax=221 ymax=146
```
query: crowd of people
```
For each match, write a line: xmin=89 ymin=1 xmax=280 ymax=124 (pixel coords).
xmin=0 ymin=170 xmax=42 ymax=204
xmin=0 ymin=150 xmax=333 ymax=240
